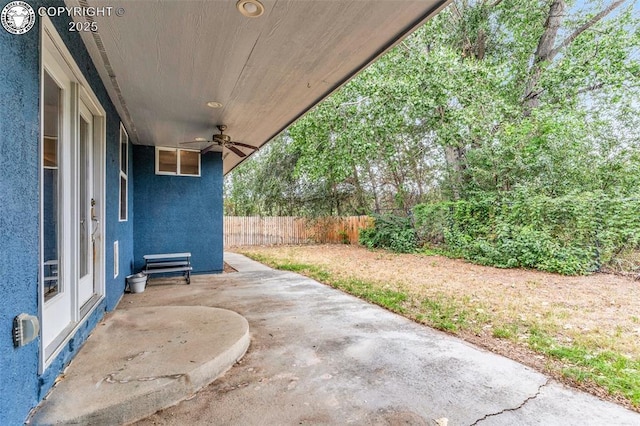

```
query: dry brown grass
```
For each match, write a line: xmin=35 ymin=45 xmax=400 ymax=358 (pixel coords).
xmin=235 ymin=244 xmax=640 ymax=409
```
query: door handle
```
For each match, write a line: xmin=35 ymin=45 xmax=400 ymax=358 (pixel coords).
xmin=90 ymin=199 xmax=99 ymax=240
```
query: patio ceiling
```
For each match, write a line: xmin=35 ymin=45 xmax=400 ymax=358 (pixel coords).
xmin=69 ymin=0 xmax=450 ymax=174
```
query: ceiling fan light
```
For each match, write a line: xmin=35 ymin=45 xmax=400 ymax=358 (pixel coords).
xmin=237 ymin=0 xmax=264 ymax=18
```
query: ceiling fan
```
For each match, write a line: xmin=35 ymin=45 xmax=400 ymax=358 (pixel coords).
xmin=180 ymin=125 xmax=258 ymax=157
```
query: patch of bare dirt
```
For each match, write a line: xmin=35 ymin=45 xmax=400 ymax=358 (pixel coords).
xmin=235 ymin=244 xmax=640 ymax=411
xmin=223 ymin=262 xmax=237 ymax=273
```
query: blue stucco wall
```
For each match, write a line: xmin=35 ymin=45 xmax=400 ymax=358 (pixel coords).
xmin=133 ymin=146 xmax=224 ymax=274
xmin=0 ymin=1 xmax=133 ymax=423
xmin=0 ymin=3 xmax=41 ymax=421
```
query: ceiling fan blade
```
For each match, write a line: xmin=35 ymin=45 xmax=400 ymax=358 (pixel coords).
xmin=227 ymin=145 xmax=247 ymax=157
xmin=229 ymin=141 xmax=258 ymax=151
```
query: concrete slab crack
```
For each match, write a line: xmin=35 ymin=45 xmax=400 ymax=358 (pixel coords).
xmin=104 ymin=373 xmax=185 ymax=384
xmin=469 ymin=379 xmax=550 ymax=425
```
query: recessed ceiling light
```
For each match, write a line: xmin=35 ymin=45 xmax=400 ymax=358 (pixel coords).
xmin=195 ymin=137 xmax=207 ymax=141
xmin=236 ymin=0 xmax=264 ymax=18
xmin=207 ymin=101 xmax=223 ymax=108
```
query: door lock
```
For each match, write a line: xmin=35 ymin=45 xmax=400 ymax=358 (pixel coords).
xmin=90 ymin=198 xmax=99 ymax=241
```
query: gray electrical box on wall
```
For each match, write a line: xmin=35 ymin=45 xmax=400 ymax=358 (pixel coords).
xmin=13 ymin=314 xmax=40 ymax=347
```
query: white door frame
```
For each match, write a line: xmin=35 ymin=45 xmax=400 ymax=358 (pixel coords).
xmin=39 ymin=17 xmax=107 ymax=373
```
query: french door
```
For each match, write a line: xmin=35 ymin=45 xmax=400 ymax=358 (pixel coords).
xmin=41 ymin=19 xmax=105 ymax=366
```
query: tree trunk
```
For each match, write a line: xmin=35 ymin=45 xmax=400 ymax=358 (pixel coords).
xmin=444 ymin=145 xmax=466 ymax=200
xmin=523 ymin=0 xmax=566 ymax=115
xmin=366 ymin=162 xmax=382 ymax=213
xmin=351 ymin=164 xmax=367 ymax=215
xmin=523 ymin=0 xmax=625 ymax=115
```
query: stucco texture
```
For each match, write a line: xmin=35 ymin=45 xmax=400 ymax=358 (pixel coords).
xmin=0 ymin=4 xmax=42 ymax=423
xmin=133 ymin=146 xmax=224 ymax=274
xmin=0 ymin=1 xmax=132 ymax=423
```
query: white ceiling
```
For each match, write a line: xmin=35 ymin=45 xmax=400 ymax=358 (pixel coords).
xmin=70 ymin=0 xmax=449 ymax=174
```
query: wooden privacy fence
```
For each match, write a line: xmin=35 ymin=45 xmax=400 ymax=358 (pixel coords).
xmin=224 ymin=216 xmax=373 ymax=247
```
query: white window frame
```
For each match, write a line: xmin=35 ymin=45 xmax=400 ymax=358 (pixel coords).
xmin=119 ymin=124 xmax=128 ymax=221
xmin=155 ymin=147 xmax=201 ymax=177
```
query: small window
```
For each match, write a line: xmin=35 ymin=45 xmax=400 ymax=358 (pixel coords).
xmin=158 ymin=149 xmax=177 ymax=174
xmin=155 ymin=148 xmax=200 ymax=176
xmin=119 ymin=124 xmax=128 ymax=221
xmin=120 ymin=128 xmax=127 ymax=175
xmin=180 ymin=150 xmax=200 ymax=175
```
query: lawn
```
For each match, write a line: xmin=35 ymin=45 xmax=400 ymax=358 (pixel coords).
xmin=236 ymin=244 xmax=640 ymax=411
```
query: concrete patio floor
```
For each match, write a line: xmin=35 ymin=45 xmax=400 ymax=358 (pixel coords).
xmin=29 ymin=305 xmax=249 ymax=425
xmin=34 ymin=253 xmax=640 ymax=425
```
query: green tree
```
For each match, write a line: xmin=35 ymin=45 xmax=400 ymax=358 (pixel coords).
xmin=226 ymin=0 xmax=640 ymax=227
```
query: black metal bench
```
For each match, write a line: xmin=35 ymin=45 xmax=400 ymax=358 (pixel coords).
xmin=143 ymin=252 xmax=192 ymax=284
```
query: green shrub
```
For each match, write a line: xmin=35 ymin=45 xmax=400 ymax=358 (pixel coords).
xmin=359 ymin=214 xmax=417 ymax=253
xmin=338 ymin=229 xmax=350 ymax=244
xmin=413 ymin=191 xmax=640 ymax=275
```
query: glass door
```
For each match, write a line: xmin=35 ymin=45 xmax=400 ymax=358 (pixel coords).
xmin=42 ymin=68 xmax=72 ymax=350
xmin=78 ymin=101 xmax=95 ymax=307
xmin=40 ymin=18 xmax=107 ymax=369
